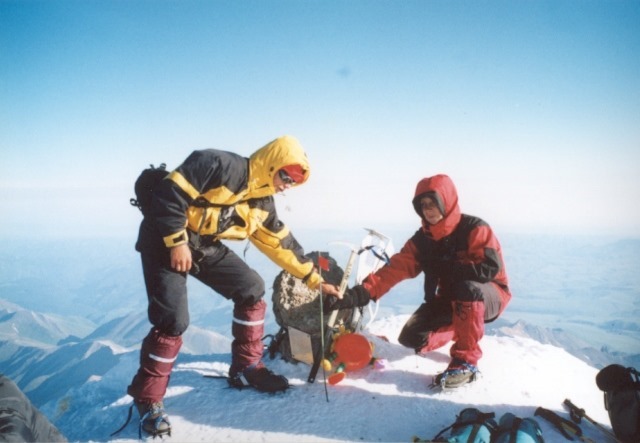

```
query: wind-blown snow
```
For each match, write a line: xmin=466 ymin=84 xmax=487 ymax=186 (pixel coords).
xmin=39 ymin=314 xmax=615 ymax=443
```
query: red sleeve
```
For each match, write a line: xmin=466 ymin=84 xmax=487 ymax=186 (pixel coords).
xmin=454 ymin=224 xmax=504 ymax=283
xmin=362 ymin=237 xmax=422 ymax=301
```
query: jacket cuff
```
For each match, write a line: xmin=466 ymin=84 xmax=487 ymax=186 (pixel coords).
xmin=303 ymin=271 xmax=322 ymax=290
xmin=163 ymin=229 xmax=188 ymax=248
xmin=362 ymin=277 xmax=381 ymax=301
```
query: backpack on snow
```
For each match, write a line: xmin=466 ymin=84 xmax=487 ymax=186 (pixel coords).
xmin=423 ymin=408 xmax=543 ymax=443
xmin=596 ymin=364 xmax=640 ymax=443
xmin=429 ymin=408 xmax=498 ymax=443
xmin=268 ymin=252 xmax=348 ymax=366
xmin=130 ymin=163 xmax=169 ymax=217
xmin=493 ymin=413 xmax=544 ymax=443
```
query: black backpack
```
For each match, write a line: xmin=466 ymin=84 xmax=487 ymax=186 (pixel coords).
xmin=130 ymin=163 xmax=169 ymax=217
xmin=596 ymin=364 xmax=640 ymax=443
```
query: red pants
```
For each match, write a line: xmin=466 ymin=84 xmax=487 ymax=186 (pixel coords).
xmin=399 ymin=281 xmax=510 ymax=366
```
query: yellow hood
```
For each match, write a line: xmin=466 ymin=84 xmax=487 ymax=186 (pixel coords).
xmin=248 ymin=135 xmax=311 ymax=198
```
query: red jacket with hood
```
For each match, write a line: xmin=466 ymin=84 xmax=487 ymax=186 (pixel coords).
xmin=363 ymin=175 xmax=510 ymax=305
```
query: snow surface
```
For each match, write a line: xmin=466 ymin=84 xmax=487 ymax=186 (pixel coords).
xmin=40 ymin=314 xmax=617 ymax=443
xmin=2 ymin=232 xmax=637 ymax=442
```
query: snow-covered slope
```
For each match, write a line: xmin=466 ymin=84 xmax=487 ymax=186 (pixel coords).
xmin=36 ymin=314 xmax=615 ymax=443
xmin=0 ymin=299 xmax=95 ymax=346
xmin=81 ymin=312 xmax=232 ymax=354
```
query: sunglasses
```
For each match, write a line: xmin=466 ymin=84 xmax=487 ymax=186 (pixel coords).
xmin=278 ymin=169 xmax=296 ymax=185
xmin=420 ymin=200 xmax=440 ymax=211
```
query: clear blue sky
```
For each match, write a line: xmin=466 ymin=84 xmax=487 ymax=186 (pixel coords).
xmin=1 ymin=0 xmax=639 ymax=238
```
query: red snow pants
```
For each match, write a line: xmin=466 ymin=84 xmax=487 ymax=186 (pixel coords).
xmin=398 ymin=280 xmax=510 ymax=366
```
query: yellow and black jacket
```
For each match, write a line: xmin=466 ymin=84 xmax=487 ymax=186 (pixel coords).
xmin=149 ymin=135 xmax=321 ymax=289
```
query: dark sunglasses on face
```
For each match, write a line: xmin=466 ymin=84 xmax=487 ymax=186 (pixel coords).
xmin=420 ymin=200 xmax=439 ymax=211
xmin=278 ymin=169 xmax=296 ymax=185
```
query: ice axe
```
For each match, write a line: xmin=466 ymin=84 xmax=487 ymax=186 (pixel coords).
xmin=307 ymin=229 xmax=393 ymax=386
xmin=563 ymin=399 xmax=622 ymax=443
xmin=355 ymin=228 xmax=393 ymax=284
xmin=355 ymin=228 xmax=393 ymax=329
xmin=308 ymin=241 xmax=360 ymax=384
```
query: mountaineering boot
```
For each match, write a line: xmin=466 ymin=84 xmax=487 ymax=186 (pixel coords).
xmin=434 ymin=358 xmax=479 ymax=389
xmin=228 ymin=298 xmax=290 ymax=393
xmin=136 ymin=401 xmax=171 ymax=437
xmin=228 ymin=361 xmax=290 ymax=393
xmin=432 ymin=301 xmax=485 ymax=389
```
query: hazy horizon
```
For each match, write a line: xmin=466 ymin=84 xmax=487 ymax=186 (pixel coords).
xmin=2 ymin=1 xmax=640 ymax=239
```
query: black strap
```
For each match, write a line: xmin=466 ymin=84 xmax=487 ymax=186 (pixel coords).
xmin=361 ymin=245 xmax=391 ymax=265
xmin=432 ymin=412 xmax=496 ymax=441
xmin=307 ymin=336 xmax=325 ymax=383
xmin=509 ymin=417 xmax=522 ymax=443
xmin=266 ymin=328 xmax=288 ymax=359
xmin=535 ymin=407 xmax=581 ymax=440
xmin=130 ymin=198 xmax=141 ymax=210
xmin=110 ymin=404 xmax=134 ymax=437
xmin=431 ymin=423 xmax=454 ymax=441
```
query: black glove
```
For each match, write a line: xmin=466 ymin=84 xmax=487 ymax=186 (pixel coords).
xmin=324 ymin=285 xmax=371 ymax=313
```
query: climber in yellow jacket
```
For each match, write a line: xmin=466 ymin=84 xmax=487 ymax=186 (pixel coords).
xmin=127 ymin=135 xmax=339 ymax=437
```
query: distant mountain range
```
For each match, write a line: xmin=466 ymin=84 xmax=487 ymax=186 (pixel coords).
xmin=1 ymin=232 xmax=638 ymax=424
xmin=0 ymin=299 xmax=231 ymax=408
xmin=2 ymin=296 xmax=637 ymax=412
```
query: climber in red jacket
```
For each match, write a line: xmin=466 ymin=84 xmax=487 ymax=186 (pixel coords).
xmin=327 ymin=174 xmax=511 ymax=389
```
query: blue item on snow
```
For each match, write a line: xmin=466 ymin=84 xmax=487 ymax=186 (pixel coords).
xmin=493 ymin=413 xmax=544 ymax=443
xmin=432 ymin=407 xmax=497 ymax=442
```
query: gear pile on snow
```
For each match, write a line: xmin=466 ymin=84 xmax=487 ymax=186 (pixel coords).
xmin=269 ymin=251 xmax=351 ymax=365
xmin=414 ymin=407 xmax=543 ymax=443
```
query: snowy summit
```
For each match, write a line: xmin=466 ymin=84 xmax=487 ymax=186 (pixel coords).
xmin=38 ymin=314 xmax=612 ymax=443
